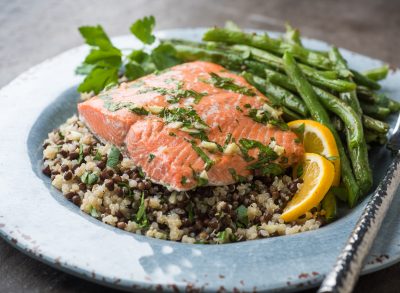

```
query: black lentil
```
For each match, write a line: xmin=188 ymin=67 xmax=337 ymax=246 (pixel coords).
xmin=43 ymin=116 xmax=324 ymax=245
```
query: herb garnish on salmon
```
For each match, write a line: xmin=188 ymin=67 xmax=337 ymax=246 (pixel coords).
xmin=78 ymin=61 xmax=304 ymax=190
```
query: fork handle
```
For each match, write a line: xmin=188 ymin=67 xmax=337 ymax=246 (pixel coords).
xmin=318 ymin=152 xmax=400 ymax=293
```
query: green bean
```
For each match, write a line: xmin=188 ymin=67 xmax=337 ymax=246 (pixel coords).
xmin=242 ymin=72 xmax=303 ymax=119
xmin=330 ymin=186 xmax=349 ymax=202
xmin=264 ymin=83 xmax=309 ymax=116
xmin=244 ymin=73 xmax=308 ymax=116
xmin=312 ymin=88 xmax=363 ymax=147
xmin=329 ymin=48 xmax=362 ymax=115
xmin=365 ymin=131 xmax=388 ymax=145
xmin=267 ymin=68 xmax=390 ymax=135
xmin=357 ymin=86 xmax=400 ymax=112
xmin=321 ymin=191 xmax=337 ymax=222
xmin=357 ymin=86 xmax=385 ymax=104
xmin=380 ymin=95 xmax=399 ymax=113
xmin=264 ymin=67 xmax=363 ymax=147
xmin=284 ymin=24 xmax=302 ymax=46
xmin=224 ymin=20 xmax=242 ymax=32
xmin=242 ymin=60 xmax=272 ymax=77
xmin=329 ymin=47 xmax=372 ymax=194
xmin=166 ymin=41 xmax=276 ymax=79
xmin=362 ymin=115 xmax=389 ymax=134
xmin=265 ymin=68 xmax=297 ymax=92
xmin=231 ymin=44 xmax=335 ymax=76
xmin=363 ymin=65 xmax=389 ymax=81
xmin=282 ymin=108 xmax=303 ymax=121
xmin=167 ymin=42 xmax=244 ymax=69
xmin=203 ymin=27 xmax=332 ymax=69
xmin=360 ymin=103 xmax=391 ymax=120
xmin=167 ymin=40 xmax=345 ymax=91
xmin=231 ymin=45 xmax=356 ymax=92
xmin=351 ymin=69 xmax=381 ymax=90
xmin=283 ymin=52 xmax=361 ymax=206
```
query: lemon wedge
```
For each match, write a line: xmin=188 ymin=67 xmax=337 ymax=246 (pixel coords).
xmin=288 ymin=120 xmax=340 ymax=186
xmin=281 ymin=153 xmax=335 ymax=222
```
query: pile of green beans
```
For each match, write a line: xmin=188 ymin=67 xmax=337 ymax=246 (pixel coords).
xmin=163 ymin=24 xmax=399 ymax=210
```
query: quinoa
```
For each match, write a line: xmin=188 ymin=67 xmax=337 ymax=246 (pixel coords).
xmin=42 ymin=115 xmax=323 ymax=244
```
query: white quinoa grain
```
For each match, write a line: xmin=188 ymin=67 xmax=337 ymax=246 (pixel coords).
xmin=43 ymin=115 xmax=324 ymax=245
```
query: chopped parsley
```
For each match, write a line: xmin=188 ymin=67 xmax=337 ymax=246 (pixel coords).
xmin=80 ymin=171 xmax=99 ymax=185
xmin=292 ymin=123 xmax=305 ymax=141
xmin=93 ymin=150 xmax=102 ymax=161
xmin=280 ymin=156 xmax=289 ymax=164
xmin=169 ymin=132 xmax=177 ymax=137
xmin=236 ymin=105 xmax=243 ymax=112
xmin=117 ymin=181 xmax=133 ymax=197
xmin=191 ymin=167 xmax=209 ymax=186
xmin=190 ymin=141 xmax=214 ymax=171
xmin=216 ymin=229 xmax=235 ymax=243
xmin=223 ymin=133 xmax=233 ymax=147
xmin=197 ymin=175 xmax=209 ymax=186
xmin=254 ymin=163 xmax=284 ymax=176
xmin=136 ymin=192 xmax=148 ymax=228
xmin=296 ymin=163 xmax=304 ymax=178
xmin=160 ymin=107 xmax=209 ymax=140
xmin=141 ymin=83 xmax=207 ymax=104
xmin=239 ymin=138 xmax=283 ymax=176
xmin=148 ymin=153 xmax=156 ymax=163
xmin=187 ymin=202 xmax=194 ymax=222
xmin=104 ymin=101 xmax=149 ymax=115
xmin=236 ymin=205 xmax=248 ymax=227
xmin=78 ymin=144 xmax=84 ymax=164
xmin=244 ymin=103 xmax=251 ymax=108
xmin=137 ymin=167 xmax=146 ymax=178
xmin=106 ymin=146 xmax=121 ymax=168
xmin=181 ymin=176 xmax=188 ymax=185
xmin=228 ymin=168 xmax=247 ymax=183
xmin=90 ymin=206 xmax=99 ymax=218
xmin=269 ymin=119 xmax=289 ymax=130
xmin=208 ymin=72 xmax=256 ymax=96
xmin=248 ymin=108 xmax=289 ymax=130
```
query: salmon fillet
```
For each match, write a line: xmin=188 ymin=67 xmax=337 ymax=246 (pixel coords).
xmin=78 ymin=61 xmax=304 ymax=190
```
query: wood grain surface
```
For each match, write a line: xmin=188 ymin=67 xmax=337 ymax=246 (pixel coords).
xmin=1 ymin=0 xmax=399 ymax=292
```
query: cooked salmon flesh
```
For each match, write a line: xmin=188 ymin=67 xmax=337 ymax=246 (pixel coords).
xmin=78 ymin=61 xmax=304 ymax=191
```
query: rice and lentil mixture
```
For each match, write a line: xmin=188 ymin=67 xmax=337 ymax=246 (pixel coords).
xmin=42 ymin=115 xmax=323 ymax=244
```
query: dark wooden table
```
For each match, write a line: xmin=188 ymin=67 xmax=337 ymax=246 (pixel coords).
xmin=1 ymin=0 xmax=399 ymax=292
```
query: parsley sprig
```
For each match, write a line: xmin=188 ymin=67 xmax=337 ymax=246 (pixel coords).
xmin=76 ymin=16 xmax=181 ymax=94
xmin=77 ymin=25 xmax=122 ymax=94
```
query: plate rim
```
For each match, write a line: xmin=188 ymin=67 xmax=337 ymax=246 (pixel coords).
xmin=0 ymin=27 xmax=399 ymax=292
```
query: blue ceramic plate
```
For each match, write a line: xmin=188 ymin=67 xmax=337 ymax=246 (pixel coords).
xmin=0 ymin=28 xmax=399 ymax=292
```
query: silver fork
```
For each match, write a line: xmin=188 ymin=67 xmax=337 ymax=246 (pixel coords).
xmin=318 ymin=114 xmax=400 ymax=293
